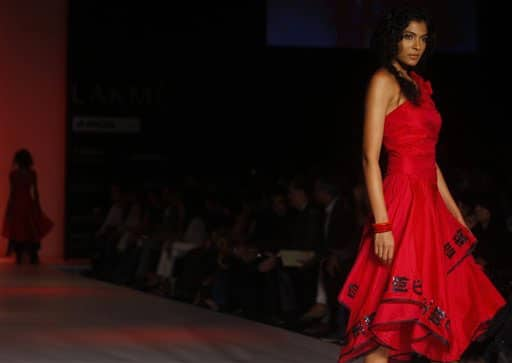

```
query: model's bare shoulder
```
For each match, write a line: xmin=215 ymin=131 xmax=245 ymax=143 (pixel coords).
xmin=372 ymin=67 xmax=394 ymax=82
xmin=368 ymin=68 xmax=398 ymax=96
xmin=365 ymin=68 xmax=398 ymax=109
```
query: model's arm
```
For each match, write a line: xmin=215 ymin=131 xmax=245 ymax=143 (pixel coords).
xmin=362 ymin=70 xmax=397 ymax=265
xmin=435 ymin=162 xmax=468 ymax=228
xmin=362 ymin=70 xmax=395 ymax=224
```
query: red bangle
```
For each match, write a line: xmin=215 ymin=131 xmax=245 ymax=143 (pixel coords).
xmin=372 ymin=222 xmax=392 ymax=233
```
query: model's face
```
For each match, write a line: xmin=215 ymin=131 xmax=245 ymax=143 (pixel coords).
xmin=396 ymin=20 xmax=428 ymax=67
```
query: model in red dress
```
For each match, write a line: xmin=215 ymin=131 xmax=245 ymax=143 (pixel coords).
xmin=337 ymin=6 xmax=506 ymax=363
xmin=2 ymin=149 xmax=53 ymax=264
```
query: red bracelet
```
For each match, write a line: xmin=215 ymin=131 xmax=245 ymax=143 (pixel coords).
xmin=372 ymin=222 xmax=392 ymax=233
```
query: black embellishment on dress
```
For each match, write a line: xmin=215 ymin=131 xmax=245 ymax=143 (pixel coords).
xmin=453 ymin=228 xmax=468 ymax=247
xmin=352 ymin=312 xmax=376 ymax=337
xmin=348 ymin=283 xmax=359 ymax=298
xmin=392 ymin=276 xmax=409 ymax=293
xmin=413 ymin=279 xmax=423 ymax=295
xmin=428 ymin=306 xmax=448 ymax=327
xmin=444 ymin=242 xmax=456 ymax=259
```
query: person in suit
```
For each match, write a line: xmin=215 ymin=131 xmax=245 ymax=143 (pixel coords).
xmin=301 ymin=176 xmax=359 ymax=338
xmin=285 ymin=175 xmax=324 ymax=317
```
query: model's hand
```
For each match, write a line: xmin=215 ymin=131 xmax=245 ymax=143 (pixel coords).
xmin=374 ymin=231 xmax=394 ymax=265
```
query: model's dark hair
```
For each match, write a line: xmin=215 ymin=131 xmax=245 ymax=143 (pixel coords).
xmin=14 ymin=149 xmax=34 ymax=169
xmin=370 ymin=4 xmax=435 ymax=105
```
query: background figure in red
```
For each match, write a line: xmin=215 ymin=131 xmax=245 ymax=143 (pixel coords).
xmin=2 ymin=149 xmax=53 ymax=264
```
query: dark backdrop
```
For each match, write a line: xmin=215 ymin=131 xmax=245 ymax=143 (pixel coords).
xmin=65 ymin=0 xmax=506 ymax=257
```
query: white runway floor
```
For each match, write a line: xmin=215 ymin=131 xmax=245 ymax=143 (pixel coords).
xmin=0 ymin=262 xmax=341 ymax=363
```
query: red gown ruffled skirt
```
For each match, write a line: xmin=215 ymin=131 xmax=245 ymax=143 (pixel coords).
xmin=2 ymin=169 xmax=53 ymax=243
xmin=337 ymin=72 xmax=506 ymax=363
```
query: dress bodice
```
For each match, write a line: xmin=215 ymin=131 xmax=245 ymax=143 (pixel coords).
xmin=383 ymin=72 xmax=441 ymax=183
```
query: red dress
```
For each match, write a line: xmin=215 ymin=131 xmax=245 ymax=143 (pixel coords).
xmin=337 ymin=72 xmax=506 ymax=363
xmin=2 ymin=169 xmax=53 ymax=242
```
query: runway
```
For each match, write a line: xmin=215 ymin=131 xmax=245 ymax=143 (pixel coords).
xmin=0 ymin=261 xmax=341 ymax=362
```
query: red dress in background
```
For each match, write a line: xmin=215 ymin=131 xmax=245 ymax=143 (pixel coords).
xmin=337 ymin=72 xmax=506 ymax=363
xmin=2 ymin=169 xmax=53 ymax=243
